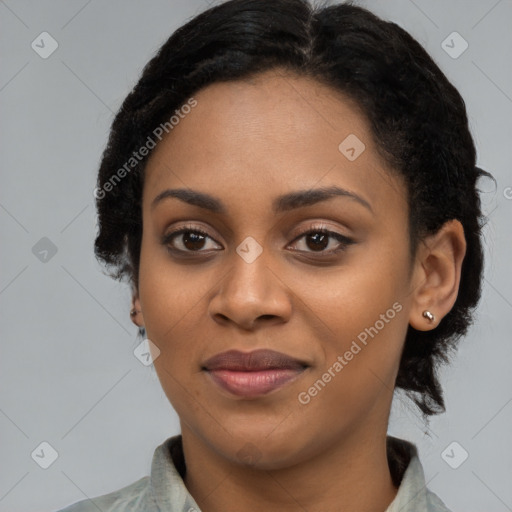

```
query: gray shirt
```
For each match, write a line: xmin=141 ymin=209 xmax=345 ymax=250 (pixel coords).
xmin=56 ymin=435 xmax=452 ymax=512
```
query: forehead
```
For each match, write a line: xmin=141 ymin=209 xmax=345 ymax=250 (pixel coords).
xmin=142 ymin=70 xmax=407 ymax=221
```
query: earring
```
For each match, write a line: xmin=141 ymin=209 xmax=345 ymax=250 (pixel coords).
xmin=130 ymin=309 xmax=139 ymax=316
xmin=422 ymin=310 xmax=435 ymax=322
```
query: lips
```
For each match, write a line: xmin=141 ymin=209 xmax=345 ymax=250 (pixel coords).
xmin=202 ymin=349 xmax=309 ymax=398
xmin=203 ymin=349 xmax=308 ymax=372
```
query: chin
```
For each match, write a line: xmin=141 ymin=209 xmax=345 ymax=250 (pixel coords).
xmin=213 ymin=428 xmax=311 ymax=470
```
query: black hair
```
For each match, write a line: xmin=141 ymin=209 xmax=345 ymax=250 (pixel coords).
xmin=93 ymin=0 xmax=493 ymax=416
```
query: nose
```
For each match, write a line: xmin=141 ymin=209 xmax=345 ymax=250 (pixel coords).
xmin=208 ymin=248 xmax=292 ymax=331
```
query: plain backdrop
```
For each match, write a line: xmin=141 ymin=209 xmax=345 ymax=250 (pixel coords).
xmin=1 ymin=1 xmax=511 ymax=511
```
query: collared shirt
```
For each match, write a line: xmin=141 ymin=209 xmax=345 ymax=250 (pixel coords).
xmin=56 ymin=435 xmax=452 ymax=512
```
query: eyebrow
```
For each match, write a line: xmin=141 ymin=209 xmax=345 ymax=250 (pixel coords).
xmin=151 ymin=185 xmax=373 ymax=215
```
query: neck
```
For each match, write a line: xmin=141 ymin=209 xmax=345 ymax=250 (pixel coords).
xmin=181 ymin=423 xmax=398 ymax=512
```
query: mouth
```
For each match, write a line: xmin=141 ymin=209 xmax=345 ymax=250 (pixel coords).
xmin=202 ymin=349 xmax=309 ymax=398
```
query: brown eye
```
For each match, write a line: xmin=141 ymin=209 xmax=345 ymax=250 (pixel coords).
xmin=304 ymin=232 xmax=329 ymax=251
xmin=289 ymin=228 xmax=354 ymax=255
xmin=162 ymin=227 xmax=222 ymax=253
xmin=180 ymin=231 xmax=207 ymax=251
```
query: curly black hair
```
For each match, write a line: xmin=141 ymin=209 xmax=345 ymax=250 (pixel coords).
xmin=93 ymin=0 xmax=493 ymax=416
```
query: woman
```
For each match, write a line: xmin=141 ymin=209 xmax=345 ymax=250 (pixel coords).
xmin=58 ymin=0 xmax=491 ymax=510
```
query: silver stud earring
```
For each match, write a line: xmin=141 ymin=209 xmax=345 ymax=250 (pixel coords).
xmin=422 ymin=310 xmax=435 ymax=322
xmin=130 ymin=309 xmax=139 ymax=316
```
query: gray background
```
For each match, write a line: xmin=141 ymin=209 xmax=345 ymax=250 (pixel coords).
xmin=0 ymin=1 xmax=510 ymax=511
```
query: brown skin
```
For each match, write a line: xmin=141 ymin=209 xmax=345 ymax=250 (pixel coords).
xmin=130 ymin=69 xmax=466 ymax=512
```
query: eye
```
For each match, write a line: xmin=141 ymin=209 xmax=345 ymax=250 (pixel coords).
xmin=287 ymin=225 xmax=355 ymax=255
xmin=162 ymin=225 xmax=222 ymax=253
xmin=162 ymin=223 xmax=355 ymax=257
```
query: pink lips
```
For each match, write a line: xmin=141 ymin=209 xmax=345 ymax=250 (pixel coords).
xmin=202 ymin=349 xmax=308 ymax=398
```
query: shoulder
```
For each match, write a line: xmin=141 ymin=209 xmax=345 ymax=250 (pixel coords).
xmin=55 ymin=476 xmax=154 ymax=512
xmin=426 ymin=488 xmax=453 ymax=512
xmin=386 ymin=436 xmax=454 ymax=512
xmin=55 ymin=435 xmax=186 ymax=512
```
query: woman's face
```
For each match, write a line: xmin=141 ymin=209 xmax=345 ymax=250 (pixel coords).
xmin=137 ymin=70 xmax=417 ymax=469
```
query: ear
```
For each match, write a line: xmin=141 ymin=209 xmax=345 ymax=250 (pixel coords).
xmin=408 ymin=220 xmax=466 ymax=331
xmin=130 ymin=288 xmax=145 ymax=328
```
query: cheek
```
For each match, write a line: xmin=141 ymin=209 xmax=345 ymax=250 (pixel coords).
xmin=138 ymin=245 xmax=195 ymax=373
xmin=295 ymin=249 xmax=407 ymax=340
xmin=138 ymin=234 xmax=206 ymax=338
xmin=295 ymin=293 xmax=407 ymax=430
xmin=292 ymin=251 xmax=409 ymax=404
xmin=137 ymin=240 xmax=225 ymax=398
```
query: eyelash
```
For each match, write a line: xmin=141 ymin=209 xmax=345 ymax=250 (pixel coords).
xmin=162 ymin=223 xmax=355 ymax=257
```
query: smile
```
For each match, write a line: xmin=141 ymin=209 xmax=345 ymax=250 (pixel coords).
xmin=202 ymin=349 xmax=309 ymax=398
